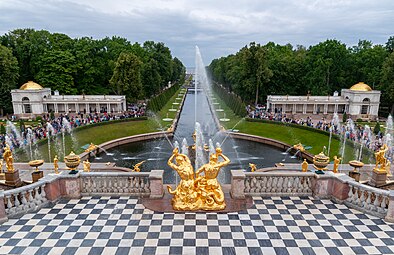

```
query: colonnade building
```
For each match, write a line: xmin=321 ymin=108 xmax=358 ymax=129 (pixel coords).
xmin=266 ymin=82 xmax=381 ymax=120
xmin=11 ymin=81 xmax=126 ymax=118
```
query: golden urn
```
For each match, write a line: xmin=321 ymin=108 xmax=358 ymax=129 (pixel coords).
xmin=28 ymin=159 xmax=44 ymax=171
xmin=313 ymin=152 xmax=330 ymax=174
xmin=349 ymin=160 xmax=364 ymax=172
xmin=64 ymin=151 xmax=81 ymax=173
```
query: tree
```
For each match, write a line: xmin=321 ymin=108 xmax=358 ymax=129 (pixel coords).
xmin=380 ymin=52 xmax=394 ymax=115
xmin=35 ymin=50 xmax=78 ymax=94
xmin=373 ymin=122 xmax=381 ymax=135
xmin=386 ymin=36 xmax=394 ymax=53
xmin=109 ymin=52 xmax=143 ymax=101
xmin=0 ymin=45 xmax=19 ymax=114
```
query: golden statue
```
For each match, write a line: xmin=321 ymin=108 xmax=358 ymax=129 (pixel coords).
xmin=333 ymin=156 xmax=342 ymax=173
xmin=374 ymin=144 xmax=388 ymax=172
xmin=302 ymin=159 xmax=308 ymax=172
xmin=167 ymin=146 xmax=229 ymax=211
xmin=0 ymin=159 xmax=3 ymax=173
xmin=85 ymin=143 xmax=98 ymax=153
xmin=132 ymin=160 xmax=145 ymax=172
xmin=54 ymin=155 xmax=59 ymax=174
xmin=386 ymin=161 xmax=392 ymax=177
xmin=249 ymin=163 xmax=257 ymax=172
xmin=83 ymin=159 xmax=91 ymax=172
xmin=3 ymin=144 xmax=14 ymax=173
xmin=195 ymin=147 xmax=229 ymax=210
xmin=293 ymin=143 xmax=305 ymax=152
xmin=167 ymin=148 xmax=199 ymax=210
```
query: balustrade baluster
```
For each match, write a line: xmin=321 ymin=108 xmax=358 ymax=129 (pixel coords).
xmin=359 ymin=190 xmax=366 ymax=207
xmin=21 ymin=191 xmax=29 ymax=210
xmin=271 ymin=177 xmax=278 ymax=193
xmin=379 ymin=195 xmax=387 ymax=213
xmin=5 ymin=196 xmax=13 ymax=214
xmin=41 ymin=184 xmax=47 ymax=203
xmin=365 ymin=191 xmax=372 ymax=210
xmin=277 ymin=177 xmax=283 ymax=193
xmin=244 ymin=178 xmax=250 ymax=193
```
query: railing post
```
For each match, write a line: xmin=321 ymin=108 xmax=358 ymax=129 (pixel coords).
xmin=42 ymin=175 xmax=61 ymax=202
xmin=149 ymin=170 xmax=164 ymax=199
xmin=59 ymin=171 xmax=82 ymax=199
xmin=385 ymin=190 xmax=394 ymax=223
xmin=312 ymin=172 xmax=333 ymax=199
xmin=231 ymin=170 xmax=245 ymax=199
xmin=0 ymin=191 xmax=8 ymax=223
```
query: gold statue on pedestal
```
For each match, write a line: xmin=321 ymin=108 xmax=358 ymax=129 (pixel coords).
xmin=333 ymin=156 xmax=342 ymax=173
xmin=54 ymin=155 xmax=59 ymax=174
xmin=374 ymin=144 xmax=388 ymax=173
xmin=249 ymin=163 xmax=257 ymax=172
xmin=85 ymin=143 xmax=98 ymax=153
xmin=3 ymin=144 xmax=14 ymax=173
xmin=132 ymin=160 xmax=145 ymax=172
xmin=167 ymin=146 xmax=229 ymax=211
xmin=83 ymin=159 xmax=91 ymax=172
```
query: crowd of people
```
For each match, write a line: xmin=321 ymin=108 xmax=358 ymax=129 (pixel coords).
xmin=247 ymin=105 xmax=389 ymax=153
xmin=0 ymin=103 xmax=146 ymax=155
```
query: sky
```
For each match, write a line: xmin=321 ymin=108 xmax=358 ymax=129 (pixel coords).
xmin=0 ymin=0 xmax=393 ymax=67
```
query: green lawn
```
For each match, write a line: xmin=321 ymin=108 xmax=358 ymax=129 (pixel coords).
xmin=211 ymin=92 xmax=372 ymax=163
xmin=155 ymin=88 xmax=186 ymax=128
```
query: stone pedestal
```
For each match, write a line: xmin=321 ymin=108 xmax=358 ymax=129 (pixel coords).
xmin=5 ymin=170 xmax=22 ymax=187
xmin=32 ymin=171 xmax=44 ymax=182
xmin=370 ymin=169 xmax=387 ymax=187
xmin=0 ymin=173 xmax=5 ymax=180
xmin=349 ymin=171 xmax=361 ymax=182
xmin=230 ymin=170 xmax=245 ymax=199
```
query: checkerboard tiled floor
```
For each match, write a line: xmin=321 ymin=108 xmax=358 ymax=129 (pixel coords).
xmin=1 ymin=196 xmax=394 ymax=255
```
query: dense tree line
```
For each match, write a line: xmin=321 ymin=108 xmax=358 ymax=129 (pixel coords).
xmin=0 ymin=28 xmax=185 ymax=114
xmin=209 ymin=38 xmax=394 ymax=116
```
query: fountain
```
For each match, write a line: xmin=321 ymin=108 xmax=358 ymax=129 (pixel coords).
xmin=327 ymin=113 xmax=341 ymax=157
xmin=169 ymin=105 xmax=177 ymax=112
xmin=46 ymin=122 xmax=55 ymax=163
xmin=162 ymin=113 xmax=173 ymax=122
xmin=220 ymin=112 xmax=230 ymax=122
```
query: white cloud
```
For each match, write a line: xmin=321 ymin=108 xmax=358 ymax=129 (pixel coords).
xmin=0 ymin=0 xmax=393 ymax=66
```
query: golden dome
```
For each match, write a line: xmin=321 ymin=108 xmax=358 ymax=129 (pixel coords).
xmin=349 ymin=82 xmax=372 ymax=92
xmin=20 ymin=81 xmax=43 ymax=90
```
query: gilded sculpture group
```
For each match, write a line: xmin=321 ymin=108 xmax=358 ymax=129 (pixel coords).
xmin=167 ymin=146 xmax=230 ymax=211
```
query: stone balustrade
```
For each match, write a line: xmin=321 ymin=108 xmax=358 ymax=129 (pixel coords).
xmin=80 ymin=172 xmax=151 ymax=196
xmin=232 ymin=170 xmax=314 ymax=197
xmin=2 ymin=180 xmax=48 ymax=218
xmin=345 ymin=180 xmax=390 ymax=218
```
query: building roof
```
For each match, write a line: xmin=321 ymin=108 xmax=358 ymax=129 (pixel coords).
xmin=19 ymin=81 xmax=44 ymax=90
xmin=349 ymin=82 xmax=372 ymax=92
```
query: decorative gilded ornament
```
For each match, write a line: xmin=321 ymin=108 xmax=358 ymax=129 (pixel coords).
xmin=132 ymin=160 xmax=145 ymax=172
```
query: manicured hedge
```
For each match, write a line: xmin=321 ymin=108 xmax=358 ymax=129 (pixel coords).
xmin=212 ymin=83 xmax=247 ymax=117
xmin=147 ymin=83 xmax=181 ymax=112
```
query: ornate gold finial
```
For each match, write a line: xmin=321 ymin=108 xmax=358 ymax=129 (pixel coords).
xmin=313 ymin=151 xmax=330 ymax=174
xmin=54 ymin=155 xmax=59 ymax=174
xmin=333 ymin=156 xmax=342 ymax=173
xmin=374 ymin=144 xmax=389 ymax=173
xmin=83 ymin=159 xmax=91 ymax=172
xmin=132 ymin=160 xmax=145 ymax=172
xmin=167 ymin=145 xmax=229 ymax=211
xmin=302 ymin=159 xmax=308 ymax=172
xmin=64 ymin=151 xmax=81 ymax=174
xmin=3 ymin=144 xmax=14 ymax=173
xmin=249 ymin=163 xmax=257 ymax=172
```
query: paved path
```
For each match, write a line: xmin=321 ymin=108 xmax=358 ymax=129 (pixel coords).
xmin=1 ymin=196 xmax=394 ymax=255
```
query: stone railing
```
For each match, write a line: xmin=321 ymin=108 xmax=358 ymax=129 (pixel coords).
xmin=345 ymin=180 xmax=390 ymax=218
xmin=231 ymin=170 xmax=314 ymax=197
xmin=2 ymin=180 xmax=48 ymax=218
xmin=80 ymin=172 xmax=152 ymax=196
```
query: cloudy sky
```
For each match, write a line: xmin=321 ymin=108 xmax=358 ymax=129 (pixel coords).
xmin=0 ymin=0 xmax=393 ymax=67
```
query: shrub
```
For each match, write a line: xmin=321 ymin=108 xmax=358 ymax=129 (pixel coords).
xmin=0 ymin=124 xmax=5 ymax=135
xmin=212 ymin=83 xmax=247 ymax=117
xmin=356 ymin=118 xmax=363 ymax=122
xmin=36 ymin=116 xmax=43 ymax=122
xmin=147 ymin=83 xmax=181 ymax=112
xmin=374 ymin=122 xmax=381 ymax=135
xmin=342 ymin=112 xmax=347 ymax=123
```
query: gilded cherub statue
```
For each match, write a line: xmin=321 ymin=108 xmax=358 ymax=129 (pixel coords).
xmin=132 ymin=160 xmax=145 ymax=172
xmin=83 ymin=159 xmax=91 ymax=172
xmin=3 ymin=144 xmax=14 ymax=173
xmin=249 ymin=163 xmax=257 ymax=172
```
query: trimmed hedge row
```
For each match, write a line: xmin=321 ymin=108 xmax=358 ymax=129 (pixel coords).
xmin=212 ymin=82 xmax=247 ymax=117
xmin=147 ymin=83 xmax=181 ymax=112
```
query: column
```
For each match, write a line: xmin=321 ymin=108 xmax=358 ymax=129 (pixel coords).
xmin=313 ymin=104 xmax=317 ymax=114
xmin=324 ymin=104 xmax=328 ymax=114
xmin=96 ymin=103 xmax=99 ymax=113
xmin=271 ymin=103 xmax=275 ymax=113
xmin=65 ymin=104 xmax=69 ymax=113
xmin=303 ymin=104 xmax=307 ymax=114
xmin=107 ymin=103 xmax=110 ymax=113
xmin=75 ymin=103 xmax=79 ymax=113
xmin=292 ymin=104 xmax=296 ymax=114
xmin=85 ymin=103 xmax=89 ymax=113
xmin=123 ymin=100 xmax=127 ymax=112
xmin=334 ymin=104 xmax=338 ymax=114
xmin=54 ymin=103 xmax=58 ymax=113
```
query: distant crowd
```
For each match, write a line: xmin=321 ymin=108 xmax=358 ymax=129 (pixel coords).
xmin=247 ymin=105 xmax=388 ymax=153
xmin=0 ymin=103 xmax=146 ymax=155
